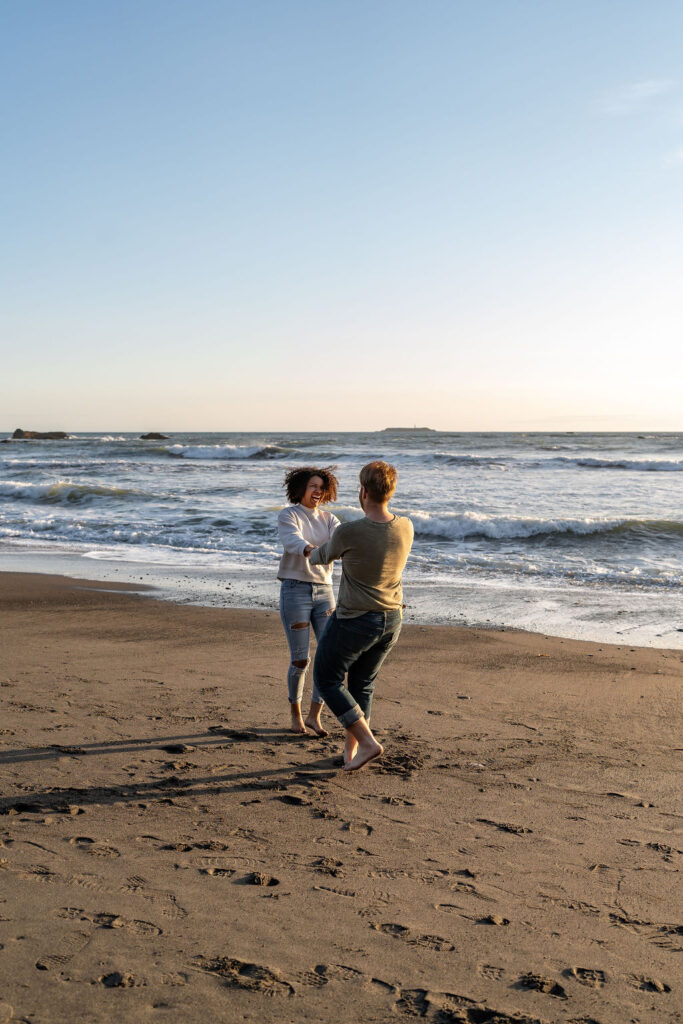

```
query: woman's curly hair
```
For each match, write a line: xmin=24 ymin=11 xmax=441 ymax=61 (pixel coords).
xmin=283 ymin=466 xmax=338 ymax=505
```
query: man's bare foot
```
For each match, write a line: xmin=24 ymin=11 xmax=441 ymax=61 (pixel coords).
xmin=290 ymin=705 xmax=309 ymax=734
xmin=343 ymin=737 xmax=383 ymax=771
xmin=343 ymin=736 xmax=358 ymax=766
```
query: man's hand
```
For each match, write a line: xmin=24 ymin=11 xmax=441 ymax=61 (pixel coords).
xmin=303 ymin=545 xmax=314 ymax=557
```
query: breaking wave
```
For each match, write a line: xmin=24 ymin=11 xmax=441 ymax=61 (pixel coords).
xmin=431 ymin=453 xmax=683 ymax=471
xmin=409 ymin=511 xmax=683 ymax=542
xmin=0 ymin=480 xmax=150 ymax=505
xmin=547 ymin=456 xmax=683 ymax=472
xmin=165 ymin=443 xmax=289 ymax=460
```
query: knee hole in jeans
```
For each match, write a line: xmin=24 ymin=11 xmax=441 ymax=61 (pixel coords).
xmin=292 ymin=659 xmax=309 ymax=670
xmin=290 ymin=622 xmax=308 ymax=630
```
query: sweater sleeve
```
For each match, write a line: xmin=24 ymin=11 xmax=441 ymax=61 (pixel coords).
xmin=277 ymin=508 xmax=309 ymax=557
xmin=309 ymin=525 xmax=346 ymax=566
xmin=328 ymin=513 xmax=341 ymax=537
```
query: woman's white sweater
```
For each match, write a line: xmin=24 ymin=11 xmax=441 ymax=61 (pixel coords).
xmin=277 ymin=505 xmax=340 ymax=584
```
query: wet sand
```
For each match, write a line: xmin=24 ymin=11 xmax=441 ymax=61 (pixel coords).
xmin=0 ymin=571 xmax=681 ymax=1023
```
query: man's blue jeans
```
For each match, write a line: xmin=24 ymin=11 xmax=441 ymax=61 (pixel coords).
xmin=313 ymin=609 xmax=402 ymax=728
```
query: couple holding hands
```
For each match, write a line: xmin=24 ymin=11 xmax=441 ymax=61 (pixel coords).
xmin=277 ymin=460 xmax=413 ymax=771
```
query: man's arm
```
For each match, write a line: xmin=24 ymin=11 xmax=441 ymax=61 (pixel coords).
xmin=309 ymin=526 xmax=347 ymax=566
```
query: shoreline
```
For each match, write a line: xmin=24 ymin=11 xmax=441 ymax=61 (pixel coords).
xmin=1 ymin=546 xmax=681 ymax=651
xmin=0 ymin=566 xmax=673 ymax=656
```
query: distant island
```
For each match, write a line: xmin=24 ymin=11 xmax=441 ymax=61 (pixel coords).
xmin=381 ymin=426 xmax=435 ymax=433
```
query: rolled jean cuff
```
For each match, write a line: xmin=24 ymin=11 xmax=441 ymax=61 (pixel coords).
xmin=338 ymin=703 xmax=364 ymax=728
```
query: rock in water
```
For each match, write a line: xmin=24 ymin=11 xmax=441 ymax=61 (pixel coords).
xmin=12 ymin=428 xmax=68 ymax=439
xmin=140 ymin=432 xmax=169 ymax=440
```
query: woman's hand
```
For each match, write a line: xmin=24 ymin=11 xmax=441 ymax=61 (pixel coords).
xmin=303 ymin=545 xmax=314 ymax=557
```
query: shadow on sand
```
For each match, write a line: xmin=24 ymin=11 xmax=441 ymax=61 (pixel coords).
xmin=0 ymin=727 xmax=344 ymax=816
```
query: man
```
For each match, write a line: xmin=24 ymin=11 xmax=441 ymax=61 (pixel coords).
xmin=305 ymin=461 xmax=413 ymax=771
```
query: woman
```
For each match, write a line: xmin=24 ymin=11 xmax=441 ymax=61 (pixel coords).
xmin=278 ymin=466 xmax=340 ymax=736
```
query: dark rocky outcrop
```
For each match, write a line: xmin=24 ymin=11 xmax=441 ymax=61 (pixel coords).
xmin=140 ymin=432 xmax=170 ymax=440
xmin=12 ymin=428 xmax=69 ymax=440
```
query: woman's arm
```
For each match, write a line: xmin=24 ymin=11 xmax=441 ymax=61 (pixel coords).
xmin=277 ymin=508 xmax=309 ymax=556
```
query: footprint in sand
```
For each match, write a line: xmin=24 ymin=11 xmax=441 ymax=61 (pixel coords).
xmin=449 ymin=881 xmax=495 ymax=903
xmin=608 ymin=912 xmax=683 ymax=951
xmin=342 ymin=821 xmax=373 ymax=836
xmin=121 ymin=876 xmax=188 ymax=918
xmin=357 ymin=892 xmax=392 ymax=918
xmin=374 ymin=923 xmax=455 ymax=952
xmin=200 ymin=866 xmax=236 ymax=878
xmin=9 ymin=864 xmax=58 ymax=885
xmin=35 ymin=930 xmax=91 ymax=971
xmin=192 ymin=955 xmax=295 ymax=996
xmin=312 ymin=856 xmax=344 ymax=877
xmin=478 ymin=964 xmax=505 ymax=981
xmin=401 ymin=988 xmax=539 ymax=1023
xmin=376 ymin=751 xmax=425 ymax=778
xmin=99 ymin=971 xmax=138 ymax=988
xmin=69 ymin=837 xmax=120 ymax=858
xmin=516 ymin=973 xmax=567 ymax=999
xmin=396 ymin=990 xmax=431 ymax=1016
xmin=566 ymin=966 xmax=606 ymax=988
xmin=56 ymin=907 xmax=162 ymax=936
xmin=193 ymin=854 xmax=245 ymax=871
xmin=228 ymin=827 xmax=263 ymax=844
xmin=628 ymin=974 xmax=671 ymax=993
xmin=313 ymin=884 xmax=358 ymax=899
xmin=313 ymin=963 xmax=397 ymax=994
xmin=160 ymin=971 xmax=190 ymax=986
xmin=66 ymin=872 xmax=108 ymax=892
xmin=162 ymin=759 xmax=198 ymax=772
xmin=313 ymin=963 xmax=364 ymax=985
xmin=238 ymin=871 xmax=279 ymax=887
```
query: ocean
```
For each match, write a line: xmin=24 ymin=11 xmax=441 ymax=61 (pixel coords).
xmin=1 ymin=430 xmax=681 ymax=648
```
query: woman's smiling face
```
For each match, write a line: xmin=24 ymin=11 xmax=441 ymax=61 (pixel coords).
xmin=300 ymin=475 xmax=324 ymax=509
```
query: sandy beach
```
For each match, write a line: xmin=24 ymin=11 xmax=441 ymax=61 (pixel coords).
xmin=0 ymin=571 xmax=681 ymax=1024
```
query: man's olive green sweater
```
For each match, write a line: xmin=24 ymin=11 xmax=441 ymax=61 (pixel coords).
xmin=310 ymin=515 xmax=413 ymax=618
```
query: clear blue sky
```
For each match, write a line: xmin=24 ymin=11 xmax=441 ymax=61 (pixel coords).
xmin=2 ymin=1 xmax=681 ymax=431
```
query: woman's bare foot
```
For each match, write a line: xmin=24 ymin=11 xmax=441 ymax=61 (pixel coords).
xmin=342 ymin=717 xmax=383 ymax=771
xmin=304 ymin=701 xmax=328 ymax=737
xmin=290 ymin=703 xmax=309 ymax=734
